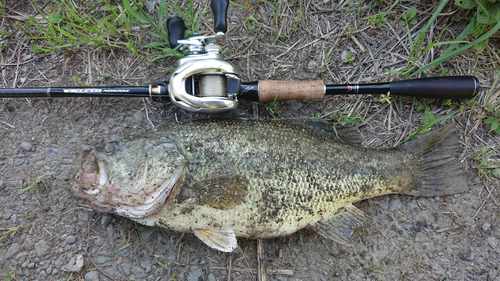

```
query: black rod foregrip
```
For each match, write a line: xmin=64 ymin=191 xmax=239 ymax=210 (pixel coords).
xmin=324 ymin=76 xmax=479 ymax=99
xmin=389 ymin=76 xmax=479 ymax=99
xmin=211 ymin=0 xmax=228 ymax=33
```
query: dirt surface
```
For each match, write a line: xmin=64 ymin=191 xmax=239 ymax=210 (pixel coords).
xmin=1 ymin=1 xmax=499 ymax=280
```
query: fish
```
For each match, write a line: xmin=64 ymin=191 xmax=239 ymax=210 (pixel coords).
xmin=71 ymin=119 xmax=468 ymax=252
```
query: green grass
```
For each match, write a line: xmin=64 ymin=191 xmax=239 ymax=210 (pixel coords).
xmin=25 ymin=0 xmax=137 ymax=54
xmin=401 ymin=107 xmax=462 ymax=143
xmin=18 ymin=175 xmax=44 ymax=194
xmin=327 ymin=103 xmax=364 ymax=138
xmin=475 ymin=145 xmax=500 ymax=179
xmin=0 ymin=226 xmax=19 ymax=241
xmin=18 ymin=0 xmax=209 ymax=61
xmin=381 ymin=0 xmax=500 ymax=78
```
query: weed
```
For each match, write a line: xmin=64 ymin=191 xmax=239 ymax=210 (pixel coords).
xmin=169 ymin=270 xmax=177 ymax=281
xmin=134 ymin=223 xmax=148 ymax=254
xmin=23 ymin=212 xmax=35 ymax=219
xmin=475 ymin=145 xmax=500 ymax=179
xmin=379 ymin=93 xmax=391 ymax=104
xmin=124 ymin=0 xmax=185 ymax=61
xmin=367 ymin=12 xmax=393 ymax=29
xmin=408 ymin=0 xmax=500 ymax=77
xmin=260 ymin=96 xmax=280 ymax=119
xmin=229 ymin=1 xmax=248 ymax=10
xmin=455 ymin=0 xmax=500 ymax=52
xmin=0 ymin=226 xmax=19 ymax=240
xmin=27 ymin=1 xmax=137 ymax=54
xmin=321 ymin=48 xmax=331 ymax=72
xmin=292 ymin=8 xmax=303 ymax=32
xmin=483 ymin=102 xmax=500 ymax=135
xmin=418 ymin=263 xmax=429 ymax=269
xmin=155 ymin=257 xmax=168 ymax=269
xmin=18 ymin=175 xmax=45 ymax=194
xmin=401 ymin=107 xmax=462 ymax=143
xmin=4 ymin=267 xmax=15 ymax=281
xmin=343 ymin=51 xmax=355 ymax=64
xmin=299 ymin=231 xmax=304 ymax=251
xmin=327 ymin=103 xmax=364 ymax=137
xmin=399 ymin=7 xmax=417 ymax=26
xmin=368 ymin=268 xmax=382 ymax=273
xmin=259 ymin=0 xmax=281 ymax=26
xmin=246 ymin=15 xmax=258 ymax=30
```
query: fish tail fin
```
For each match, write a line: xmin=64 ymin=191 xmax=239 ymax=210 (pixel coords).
xmin=399 ymin=124 xmax=468 ymax=197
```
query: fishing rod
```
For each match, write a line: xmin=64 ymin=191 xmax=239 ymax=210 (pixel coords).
xmin=0 ymin=0 xmax=480 ymax=114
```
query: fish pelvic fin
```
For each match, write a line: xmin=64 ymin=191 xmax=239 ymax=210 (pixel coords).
xmin=193 ymin=229 xmax=238 ymax=252
xmin=311 ymin=204 xmax=366 ymax=246
xmin=400 ymin=124 xmax=468 ymax=197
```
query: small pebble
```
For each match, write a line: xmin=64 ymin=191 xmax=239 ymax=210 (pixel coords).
xmin=388 ymin=198 xmax=402 ymax=210
xmin=187 ymin=266 xmax=203 ymax=281
xmin=65 ymin=235 xmax=77 ymax=244
xmin=492 ymin=168 xmax=500 ymax=179
xmin=4 ymin=211 xmax=12 ymax=220
xmin=5 ymin=243 xmax=20 ymax=259
xmin=101 ymin=213 xmax=112 ymax=226
xmin=38 ymin=271 xmax=48 ymax=279
xmin=84 ymin=271 xmax=99 ymax=281
xmin=54 ymin=258 xmax=65 ymax=268
xmin=20 ymin=142 xmax=32 ymax=151
xmin=307 ymin=60 xmax=318 ymax=70
xmin=466 ymin=250 xmax=475 ymax=261
xmin=46 ymin=267 xmax=52 ymax=275
xmin=411 ymin=218 xmax=424 ymax=233
xmin=78 ymin=210 xmax=89 ymax=221
xmin=35 ymin=240 xmax=51 ymax=257
xmin=482 ymin=223 xmax=491 ymax=232
xmin=66 ymin=254 xmax=84 ymax=272
xmin=27 ymin=263 xmax=35 ymax=269
xmin=14 ymin=159 xmax=25 ymax=166
xmin=119 ymin=263 xmax=131 ymax=275
xmin=96 ymin=256 xmax=111 ymax=265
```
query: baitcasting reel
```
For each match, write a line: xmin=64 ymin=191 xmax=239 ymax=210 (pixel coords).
xmin=167 ymin=0 xmax=241 ymax=113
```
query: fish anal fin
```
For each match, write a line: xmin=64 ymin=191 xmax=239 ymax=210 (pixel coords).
xmin=193 ymin=229 xmax=238 ymax=252
xmin=311 ymin=204 xmax=366 ymax=246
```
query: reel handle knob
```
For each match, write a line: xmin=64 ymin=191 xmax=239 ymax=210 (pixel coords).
xmin=167 ymin=16 xmax=186 ymax=48
xmin=211 ymin=0 xmax=229 ymax=33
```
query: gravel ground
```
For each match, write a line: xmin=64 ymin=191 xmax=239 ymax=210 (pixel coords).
xmin=1 ymin=0 xmax=499 ymax=280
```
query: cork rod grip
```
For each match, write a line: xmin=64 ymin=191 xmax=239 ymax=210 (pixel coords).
xmin=258 ymin=80 xmax=325 ymax=102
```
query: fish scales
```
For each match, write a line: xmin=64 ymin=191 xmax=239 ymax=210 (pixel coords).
xmin=73 ymin=119 xmax=468 ymax=252
xmin=144 ymin=120 xmax=409 ymax=231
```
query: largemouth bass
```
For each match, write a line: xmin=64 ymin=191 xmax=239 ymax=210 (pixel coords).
xmin=72 ymin=119 xmax=467 ymax=252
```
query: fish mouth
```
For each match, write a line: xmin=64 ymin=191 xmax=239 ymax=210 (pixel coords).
xmin=112 ymin=165 xmax=185 ymax=219
xmin=82 ymin=158 xmax=108 ymax=195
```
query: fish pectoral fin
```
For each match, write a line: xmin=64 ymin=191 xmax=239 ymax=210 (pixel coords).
xmin=311 ymin=204 xmax=366 ymax=246
xmin=193 ymin=229 xmax=238 ymax=252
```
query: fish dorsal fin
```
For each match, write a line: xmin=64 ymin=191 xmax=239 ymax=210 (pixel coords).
xmin=335 ymin=126 xmax=363 ymax=147
xmin=193 ymin=229 xmax=238 ymax=252
xmin=293 ymin=119 xmax=363 ymax=146
xmin=311 ymin=204 xmax=366 ymax=246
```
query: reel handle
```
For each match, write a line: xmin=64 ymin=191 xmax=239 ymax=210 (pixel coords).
xmin=211 ymin=0 xmax=229 ymax=33
xmin=167 ymin=16 xmax=185 ymax=48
